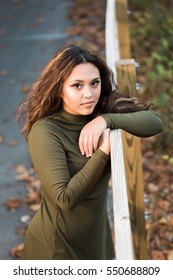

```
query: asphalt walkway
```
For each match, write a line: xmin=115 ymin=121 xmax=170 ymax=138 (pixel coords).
xmin=0 ymin=0 xmax=72 ymax=260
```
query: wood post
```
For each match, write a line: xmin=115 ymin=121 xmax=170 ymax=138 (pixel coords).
xmin=106 ymin=1 xmax=134 ymax=259
xmin=116 ymin=60 xmax=147 ymax=260
xmin=115 ymin=0 xmax=147 ymax=259
xmin=116 ymin=0 xmax=131 ymax=58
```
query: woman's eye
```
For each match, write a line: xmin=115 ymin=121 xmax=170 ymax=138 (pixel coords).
xmin=91 ymin=80 xmax=100 ymax=87
xmin=72 ymin=83 xmax=82 ymax=89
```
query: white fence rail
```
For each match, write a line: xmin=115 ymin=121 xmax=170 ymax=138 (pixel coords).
xmin=105 ymin=0 xmax=134 ymax=260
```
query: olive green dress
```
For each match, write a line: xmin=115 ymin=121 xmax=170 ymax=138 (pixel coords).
xmin=21 ymin=109 xmax=163 ymax=260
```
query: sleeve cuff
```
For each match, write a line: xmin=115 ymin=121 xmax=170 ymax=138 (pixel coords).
xmin=100 ymin=114 xmax=113 ymax=129
xmin=95 ymin=148 xmax=109 ymax=162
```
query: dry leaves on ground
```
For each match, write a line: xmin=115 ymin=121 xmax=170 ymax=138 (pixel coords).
xmin=67 ymin=0 xmax=106 ymax=53
xmin=15 ymin=164 xmax=41 ymax=210
xmin=7 ymin=165 xmax=41 ymax=258
xmin=143 ymin=143 xmax=173 ymax=260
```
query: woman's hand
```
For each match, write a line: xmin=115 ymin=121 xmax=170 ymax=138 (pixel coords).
xmin=78 ymin=116 xmax=107 ymax=157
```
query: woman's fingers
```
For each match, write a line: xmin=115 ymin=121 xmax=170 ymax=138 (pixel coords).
xmin=87 ymin=135 xmax=94 ymax=157
xmin=79 ymin=130 xmax=110 ymax=157
xmin=78 ymin=116 xmax=107 ymax=157
xmin=79 ymin=133 xmax=99 ymax=157
xmin=93 ymin=134 xmax=99 ymax=151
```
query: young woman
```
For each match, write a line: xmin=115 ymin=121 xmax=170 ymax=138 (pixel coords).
xmin=17 ymin=45 xmax=164 ymax=260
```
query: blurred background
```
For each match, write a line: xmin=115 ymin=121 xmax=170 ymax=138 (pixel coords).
xmin=0 ymin=0 xmax=172 ymax=260
xmin=0 ymin=0 xmax=73 ymax=260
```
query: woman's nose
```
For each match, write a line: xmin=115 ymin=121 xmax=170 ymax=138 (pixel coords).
xmin=83 ymin=86 xmax=92 ymax=98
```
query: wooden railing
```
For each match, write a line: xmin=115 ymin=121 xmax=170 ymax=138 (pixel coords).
xmin=106 ymin=0 xmax=147 ymax=259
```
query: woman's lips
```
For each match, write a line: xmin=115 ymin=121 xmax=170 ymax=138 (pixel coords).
xmin=81 ymin=101 xmax=94 ymax=107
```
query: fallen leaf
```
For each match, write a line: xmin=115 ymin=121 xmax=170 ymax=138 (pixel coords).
xmin=5 ymin=197 xmax=22 ymax=210
xmin=167 ymin=215 xmax=173 ymax=227
xmin=13 ymin=1 xmax=24 ymax=11
xmin=151 ymin=250 xmax=166 ymax=260
xmin=0 ymin=134 xmax=4 ymax=143
xmin=24 ymin=189 xmax=41 ymax=204
xmin=16 ymin=226 xmax=27 ymax=235
xmin=31 ymin=23 xmax=37 ymax=29
xmin=20 ymin=84 xmax=31 ymax=94
xmin=167 ymin=250 xmax=173 ymax=260
xmin=10 ymin=243 xmax=24 ymax=258
xmin=8 ymin=140 xmax=18 ymax=147
xmin=15 ymin=164 xmax=29 ymax=180
xmin=157 ymin=199 xmax=170 ymax=212
xmin=0 ymin=29 xmax=6 ymax=35
xmin=32 ymin=66 xmax=42 ymax=72
xmin=37 ymin=17 xmax=46 ymax=23
xmin=164 ymin=230 xmax=173 ymax=243
xmin=16 ymin=173 xmax=29 ymax=181
xmin=0 ymin=70 xmax=8 ymax=76
xmin=16 ymin=164 xmax=27 ymax=174
xmin=26 ymin=176 xmax=41 ymax=190
xmin=7 ymin=15 xmax=16 ymax=21
xmin=30 ymin=203 xmax=40 ymax=212
xmin=147 ymin=182 xmax=159 ymax=193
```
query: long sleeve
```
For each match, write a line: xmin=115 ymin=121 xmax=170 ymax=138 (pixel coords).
xmin=101 ymin=109 xmax=164 ymax=137
xmin=28 ymin=120 xmax=109 ymax=211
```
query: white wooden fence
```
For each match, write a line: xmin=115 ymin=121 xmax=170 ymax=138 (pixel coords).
xmin=105 ymin=0 xmax=134 ymax=260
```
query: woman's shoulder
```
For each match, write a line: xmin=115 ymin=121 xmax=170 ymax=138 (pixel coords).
xmin=28 ymin=115 xmax=59 ymax=140
xmin=32 ymin=115 xmax=56 ymax=129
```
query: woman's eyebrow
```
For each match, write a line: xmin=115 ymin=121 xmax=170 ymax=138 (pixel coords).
xmin=70 ymin=77 xmax=101 ymax=83
xmin=92 ymin=77 xmax=101 ymax=81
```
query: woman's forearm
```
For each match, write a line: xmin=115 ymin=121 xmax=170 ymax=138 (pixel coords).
xmin=101 ymin=109 xmax=164 ymax=137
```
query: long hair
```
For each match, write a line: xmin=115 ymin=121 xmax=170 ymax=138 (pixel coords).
xmin=17 ymin=45 xmax=149 ymax=138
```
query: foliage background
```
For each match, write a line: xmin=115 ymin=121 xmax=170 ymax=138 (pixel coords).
xmin=129 ymin=0 xmax=173 ymax=153
xmin=128 ymin=0 xmax=173 ymax=260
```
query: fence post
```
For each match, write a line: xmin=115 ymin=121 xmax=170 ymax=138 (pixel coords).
xmin=116 ymin=0 xmax=131 ymax=58
xmin=115 ymin=0 xmax=148 ymax=260
xmin=115 ymin=59 xmax=147 ymax=260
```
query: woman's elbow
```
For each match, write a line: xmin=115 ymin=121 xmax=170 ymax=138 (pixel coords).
xmin=59 ymin=203 xmax=75 ymax=212
xmin=56 ymin=195 xmax=77 ymax=212
xmin=156 ymin=119 xmax=164 ymax=134
xmin=144 ymin=110 xmax=164 ymax=137
xmin=151 ymin=117 xmax=164 ymax=135
xmin=142 ymin=118 xmax=164 ymax=138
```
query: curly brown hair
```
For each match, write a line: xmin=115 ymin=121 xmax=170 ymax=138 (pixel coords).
xmin=17 ymin=45 xmax=148 ymax=138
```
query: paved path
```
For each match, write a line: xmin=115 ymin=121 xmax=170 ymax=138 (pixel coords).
xmin=0 ymin=0 xmax=72 ymax=260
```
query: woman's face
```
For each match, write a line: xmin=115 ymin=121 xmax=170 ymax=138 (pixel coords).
xmin=61 ymin=63 xmax=101 ymax=115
